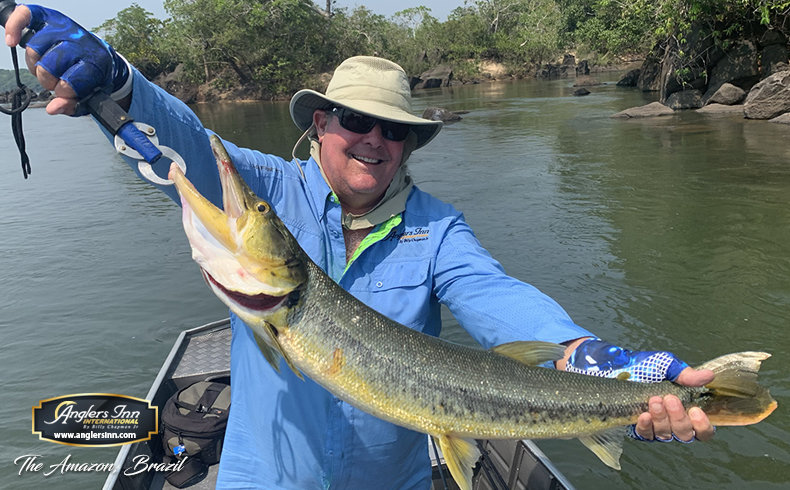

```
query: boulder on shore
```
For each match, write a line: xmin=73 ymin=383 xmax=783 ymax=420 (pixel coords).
xmin=617 ymin=69 xmax=641 ymax=87
xmin=705 ymin=83 xmax=746 ymax=105
xmin=666 ymin=89 xmax=703 ymax=109
xmin=696 ymin=103 xmax=745 ymax=115
xmin=760 ymin=30 xmax=789 ymax=78
xmin=573 ymin=76 xmax=600 ymax=87
xmin=744 ymin=70 xmax=790 ymax=119
xmin=702 ymin=40 xmax=760 ymax=101
xmin=611 ymin=101 xmax=674 ymax=118
xmin=412 ymin=66 xmax=453 ymax=90
xmin=769 ymin=112 xmax=790 ymax=124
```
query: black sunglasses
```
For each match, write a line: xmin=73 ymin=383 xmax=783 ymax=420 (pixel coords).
xmin=329 ymin=107 xmax=411 ymax=142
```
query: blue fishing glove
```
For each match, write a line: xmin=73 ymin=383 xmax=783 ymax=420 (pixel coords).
xmin=566 ymin=338 xmax=688 ymax=382
xmin=566 ymin=338 xmax=692 ymax=442
xmin=23 ymin=5 xmax=130 ymax=107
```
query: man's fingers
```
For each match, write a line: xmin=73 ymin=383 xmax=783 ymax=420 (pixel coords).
xmin=34 ymin=65 xmax=60 ymax=91
xmin=635 ymin=395 xmax=715 ymax=443
xmin=25 ymin=45 xmax=41 ymax=74
xmin=676 ymin=367 xmax=715 ymax=387
xmin=648 ymin=396 xmax=671 ymax=440
xmin=690 ymin=407 xmax=715 ymax=441
xmin=4 ymin=5 xmax=31 ymax=47
xmin=664 ymin=395 xmax=695 ymax=442
xmin=53 ymin=79 xmax=77 ymax=99
xmin=46 ymin=97 xmax=77 ymax=116
xmin=634 ymin=411 xmax=655 ymax=440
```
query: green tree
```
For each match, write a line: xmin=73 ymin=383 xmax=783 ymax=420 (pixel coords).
xmin=328 ymin=7 xmax=409 ymax=62
xmin=96 ymin=4 xmax=172 ymax=79
xmin=163 ymin=0 xmax=329 ymax=95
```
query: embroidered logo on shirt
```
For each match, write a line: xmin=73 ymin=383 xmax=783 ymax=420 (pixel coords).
xmin=388 ymin=227 xmax=429 ymax=243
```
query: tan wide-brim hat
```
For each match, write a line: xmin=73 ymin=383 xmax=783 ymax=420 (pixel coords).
xmin=290 ymin=56 xmax=442 ymax=150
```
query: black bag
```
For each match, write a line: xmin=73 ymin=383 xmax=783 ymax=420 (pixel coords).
xmin=161 ymin=380 xmax=231 ymax=488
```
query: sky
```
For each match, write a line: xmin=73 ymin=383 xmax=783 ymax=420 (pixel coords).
xmin=0 ymin=1 xmax=467 ymax=69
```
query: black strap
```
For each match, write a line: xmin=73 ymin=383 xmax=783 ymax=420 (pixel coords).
xmin=0 ymin=46 xmax=32 ymax=178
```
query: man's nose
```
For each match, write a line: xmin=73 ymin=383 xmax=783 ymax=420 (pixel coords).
xmin=360 ymin=122 xmax=386 ymax=146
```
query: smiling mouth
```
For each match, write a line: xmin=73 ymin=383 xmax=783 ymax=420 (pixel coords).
xmin=202 ymin=270 xmax=288 ymax=311
xmin=350 ymin=153 xmax=383 ymax=164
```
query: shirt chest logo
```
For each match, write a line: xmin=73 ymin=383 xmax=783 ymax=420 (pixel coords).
xmin=388 ymin=227 xmax=429 ymax=243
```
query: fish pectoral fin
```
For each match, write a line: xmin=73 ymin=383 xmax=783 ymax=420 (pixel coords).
xmin=252 ymin=323 xmax=304 ymax=380
xmin=436 ymin=435 xmax=480 ymax=490
xmin=579 ymin=428 xmax=627 ymax=470
xmin=253 ymin=332 xmax=283 ymax=372
xmin=491 ymin=341 xmax=567 ymax=366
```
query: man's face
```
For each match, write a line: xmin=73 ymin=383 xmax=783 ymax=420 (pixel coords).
xmin=313 ymin=109 xmax=405 ymax=214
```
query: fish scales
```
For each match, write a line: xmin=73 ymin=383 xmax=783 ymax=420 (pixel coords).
xmin=279 ymin=260 xmax=700 ymax=440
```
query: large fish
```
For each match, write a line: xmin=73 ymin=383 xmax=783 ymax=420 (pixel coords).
xmin=168 ymin=135 xmax=777 ymax=490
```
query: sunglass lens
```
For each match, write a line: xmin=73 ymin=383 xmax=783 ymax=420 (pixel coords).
xmin=380 ymin=121 xmax=410 ymax=142
xmin=339 ymin=110 xmax=376 ymax=134
xmin=333 ymin=108 xmax=411 ymax=142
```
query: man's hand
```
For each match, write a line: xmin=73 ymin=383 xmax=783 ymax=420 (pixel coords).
xmin=4 ymin=4 xmax=129 ymax=115
xmin=636 ymin=367 xmax=715 ymax=442
xmin=560 ymin=337 xmax=716 ymax=443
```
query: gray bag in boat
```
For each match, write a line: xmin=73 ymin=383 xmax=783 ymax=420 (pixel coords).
xmin=161 ymin=379 xmax=231 ymax=488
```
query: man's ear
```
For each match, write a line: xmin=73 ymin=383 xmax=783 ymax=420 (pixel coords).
xmin=313 ymin=110 xmax=329 ymax=139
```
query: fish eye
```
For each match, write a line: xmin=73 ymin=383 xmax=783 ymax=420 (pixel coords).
xmin=257 ymin=202 xmax=269 ymax=213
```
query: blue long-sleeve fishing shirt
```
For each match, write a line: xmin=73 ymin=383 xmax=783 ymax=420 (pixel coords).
xmin=112 ymin=69 xmax=592 ymax=489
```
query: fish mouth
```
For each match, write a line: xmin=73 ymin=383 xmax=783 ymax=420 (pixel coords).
xmin=168 ymin=135 xmax=306 ymax=303
xmin=202 ymin=270 xmax=288 ymax=311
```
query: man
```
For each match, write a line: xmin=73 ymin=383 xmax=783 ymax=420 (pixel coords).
xmin=6 ymin=5 xmax=714 ymax=489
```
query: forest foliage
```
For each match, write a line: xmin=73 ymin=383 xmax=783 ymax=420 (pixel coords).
xmin=2 ymin=1 xmax=789 ymax=97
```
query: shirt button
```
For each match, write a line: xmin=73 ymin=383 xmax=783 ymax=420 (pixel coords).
xmin=376 ymin=281 xmax=383 ymax=288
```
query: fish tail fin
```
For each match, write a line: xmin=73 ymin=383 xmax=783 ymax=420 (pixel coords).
xmin=436 ymin=434 xmax=480 ymax=490
xmin=579 ymin=352 xmax=776 ymax=470
xmin=696 ymin=351 xmax=777 ymax=426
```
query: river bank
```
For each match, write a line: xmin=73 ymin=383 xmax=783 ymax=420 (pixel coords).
xmin=154 ymin=56 xmax=639 ymax=104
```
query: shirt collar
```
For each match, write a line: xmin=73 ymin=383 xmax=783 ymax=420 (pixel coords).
xmin=302 ymin=156 xmax=336 ymax=219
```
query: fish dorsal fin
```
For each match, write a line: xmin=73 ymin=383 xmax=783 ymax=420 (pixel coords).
xmin=436 ymin=435 xmax=480 ymax=490
xmin=491 ymin=341 xmax=567 ymax=366
xmin=578 ymin=428 xmax=627 ymax=470
xmin=252 ymin=322 xmax=304 ymax=380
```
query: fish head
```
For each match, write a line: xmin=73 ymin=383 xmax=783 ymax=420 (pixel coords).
xmin=169 ymin=134 xmax=307 ymax=322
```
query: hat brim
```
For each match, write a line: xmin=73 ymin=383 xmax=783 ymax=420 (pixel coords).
xmin=289 ymin=89 xmax=442 ymax=150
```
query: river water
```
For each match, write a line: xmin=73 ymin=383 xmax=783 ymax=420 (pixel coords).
xmin=1 ymin=75 xmax=788 ymax=489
